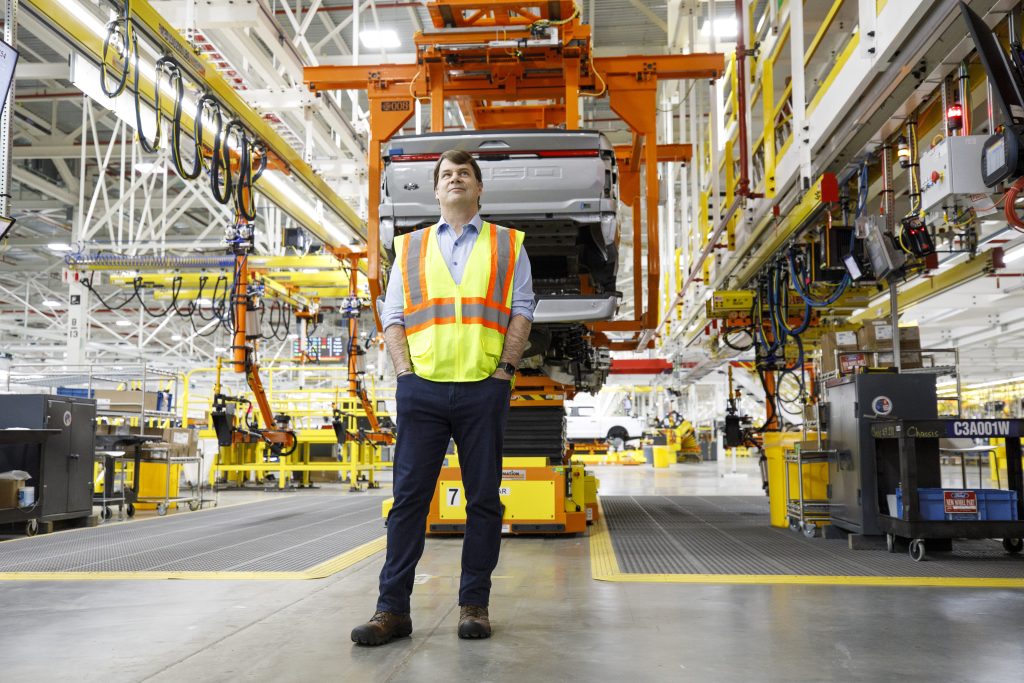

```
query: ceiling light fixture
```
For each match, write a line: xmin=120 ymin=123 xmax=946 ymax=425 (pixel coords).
xmin=1003 ymin=245 xmax=1024 ymax=263
xmin=47 ymin=242 xmax=71 ymax=252
xmin=42 ymin=299 xmax=62 ymax=307
xmin=359 ymin=29 xmax=400 ymax=49
xmin=699 ymin=18 xmax=738 ymax=39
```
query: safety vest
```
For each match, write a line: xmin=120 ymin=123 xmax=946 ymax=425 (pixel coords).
xmin=395 ymin=221 xmax=524 ymax=382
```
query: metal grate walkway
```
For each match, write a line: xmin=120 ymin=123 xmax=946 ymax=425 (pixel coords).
xmin=0 ymin=496 xmax=386 ymax=578
xmin=599 ymin=496 xmax=1024 ymax=581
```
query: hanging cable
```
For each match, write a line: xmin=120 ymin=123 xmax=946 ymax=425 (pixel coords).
xmin=166 ymin=61 xmax=204 ymax=180
xmin=101 ymin=0 xmax=132 ymax=97
xmin=1004 ymin=176 xmax=1024 ymax=232
xmin=84 ymin=276 xmax=141 ymax=311
xmin=133 ymin=32 xmax=165 ymax=154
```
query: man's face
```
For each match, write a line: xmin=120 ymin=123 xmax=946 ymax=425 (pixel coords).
xmin=434 ymin=159 xmax=482 ymax=210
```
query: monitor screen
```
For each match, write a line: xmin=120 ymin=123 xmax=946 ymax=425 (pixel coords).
xmin=843 ymin=252 xmax=863 ymax=281
xmin=960 ymin=2 xmax=1024 ymax=127
xmin=0 ymin=38 xmax=16 ymax=120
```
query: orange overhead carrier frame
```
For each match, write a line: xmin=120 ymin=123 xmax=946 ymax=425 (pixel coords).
xmin=304 ymin=0 xmax=723 ymax=350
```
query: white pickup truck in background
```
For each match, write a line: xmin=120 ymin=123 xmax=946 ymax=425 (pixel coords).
xmin=565 ymin=404 xmax=646 ymax=446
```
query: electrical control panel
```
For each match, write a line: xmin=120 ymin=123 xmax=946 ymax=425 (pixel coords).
xmin=705 ymin=290 xmax=754 ymax=318
xmin=919 ymin=135 xmax=991 ymax=211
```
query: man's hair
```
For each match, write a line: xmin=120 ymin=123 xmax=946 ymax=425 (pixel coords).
xmin=432 ymin=149 xmax=483 ymax=190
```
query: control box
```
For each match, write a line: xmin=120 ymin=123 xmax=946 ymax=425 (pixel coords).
xmin=706 ymin=290 xmax=754 ymax=318
xmin=920 ymin=135 xmax=990 ymax=211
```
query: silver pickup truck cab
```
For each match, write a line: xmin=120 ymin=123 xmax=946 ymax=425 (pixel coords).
xmin=378 ymin=129 xmax=621 ymax=391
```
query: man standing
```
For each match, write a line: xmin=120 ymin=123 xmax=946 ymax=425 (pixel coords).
xmin=351 ymin=149 xmax=534 ymax=646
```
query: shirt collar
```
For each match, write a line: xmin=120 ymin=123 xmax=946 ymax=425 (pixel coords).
xmin=438 ymin=214 xmax=482 ymax=236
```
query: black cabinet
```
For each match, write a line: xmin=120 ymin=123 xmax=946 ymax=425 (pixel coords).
xmin=0 ymin=395 xmax=96 ymax=525
xmin=825 ymin=373 xmax=939 ymax=536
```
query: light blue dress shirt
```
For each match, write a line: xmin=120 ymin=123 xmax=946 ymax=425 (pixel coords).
xmin=380 ymin=214 xmax=535 ymax=329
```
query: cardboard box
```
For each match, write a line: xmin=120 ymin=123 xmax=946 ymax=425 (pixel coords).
xmin=93 ymin=389 xmax=160 ymax=412
xmin=162 ymin=428 xmax=198 ymax=457
xmin=819 ymin=330 xmax=862 ymax=375
xmin=857 ymin=321 xmax=921 ymax=351
xmin=0 ymin=479 xmax=22 ymax=509
xmin=873 ymin=350 xmax=923 ymax=370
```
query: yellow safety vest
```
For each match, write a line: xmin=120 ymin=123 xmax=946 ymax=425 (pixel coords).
xmin=395 ymin=221 xmax=524 ymax=382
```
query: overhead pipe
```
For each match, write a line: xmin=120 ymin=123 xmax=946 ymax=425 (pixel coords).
xmin=734 ymin=0 xmax=751 ymax=199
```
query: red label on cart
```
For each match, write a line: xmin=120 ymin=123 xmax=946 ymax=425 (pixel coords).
xmin=944 ymin=490 xmax=978 ymax=514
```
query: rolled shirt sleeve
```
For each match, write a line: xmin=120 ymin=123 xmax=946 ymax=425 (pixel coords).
xmin=379 ymin=258 xmax=406 ymax=329
xmin=510 ymin=244 xmax=536 ymax=322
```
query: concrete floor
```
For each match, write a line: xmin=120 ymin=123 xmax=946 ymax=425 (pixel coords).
xmin=3 ymin=458 xmax=1024 ymax=682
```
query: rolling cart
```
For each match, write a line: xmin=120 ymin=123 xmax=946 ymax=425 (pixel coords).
xmin=93 ymin=433 xmax=160 ymax=520
xmin=784 ymin=446 xmax=837 ymax=538
xmin=871 ymin=419 xmax=1024 ymax=561
xmin=134 ymin=449 xmax=206 ymax=516
xmin=93 ymin=450 xmax=130 ymax=520
xmin=0 ymin=429 xmax=61 ymax=536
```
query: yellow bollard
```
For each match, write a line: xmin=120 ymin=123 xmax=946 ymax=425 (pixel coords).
xmin=652 ymin=445 xmax=673 ymax=468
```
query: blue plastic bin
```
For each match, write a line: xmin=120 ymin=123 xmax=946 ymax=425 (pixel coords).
xmin=56 ymin=387 xmax=94 ymax=399
xmin=895 ymin=488 xmax=1019 ymax=521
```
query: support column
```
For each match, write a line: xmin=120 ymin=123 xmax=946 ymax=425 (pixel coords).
xmin=565 ymin=56 xmax=580 ymax=129
xmin=0 ymin=0 xmax=18 ymax=220
xmin=789 ymin=0 xmax=812 ymax=186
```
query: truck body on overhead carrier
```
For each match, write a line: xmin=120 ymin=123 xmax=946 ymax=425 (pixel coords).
xmin=378 ymin=129 xmax=622 ymax=392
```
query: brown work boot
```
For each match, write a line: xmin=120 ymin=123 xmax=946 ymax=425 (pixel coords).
xmin=351 ymin=610 xmax=412 ymax=646
xmin=458 ymin=604 xmax=491 ymax=639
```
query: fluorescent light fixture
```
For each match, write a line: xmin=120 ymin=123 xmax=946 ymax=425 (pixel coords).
xmin=171 ymin=334 xmax=183 ymax=341
xmin=134 ymin=161 xmax=166 ymax=174
xmin=195 ymin=298 xmax=212 ymax=307
xmin=700 ymin=18 xmax=738 ymax=39
xmin=1004 ymin=245 xmax=1024 ymax=263
xmin=359 ymin=29 xmax=400 ymax=49
xmin=288 ymin=333 xmax=299 ymax=339
xmin=64 ymin=1 xmax=107 ymax=38
xmin=963 ymin=374 xmax=1024 ymax=390
xmin=42 ymin=299 xmax=62 ymax=307
xmin=47 ymin=242 xmax=71 ymax=252
xmin=301 ymin=268 xmax=319 ymax=274
xmin=115 ymin=320 xmax=132 ymax=327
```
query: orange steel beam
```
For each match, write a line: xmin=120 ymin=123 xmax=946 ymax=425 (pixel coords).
xmin=427 ymin=0 xmax=577 ymax=28
xmin=413 ymin=26 xmax=579 ymax=47
xmin=304 ymin=27 xmax=725 ymax=341
xmin=614 ymin=143 xmax=693 ymax=164
xmin=305 ymin=54 xmax=722 ymax=99
xmin=471 ymin=103 xmax=566 ymax=129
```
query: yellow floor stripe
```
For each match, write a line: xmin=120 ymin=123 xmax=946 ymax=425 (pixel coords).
xmin=0 ymin=535 xmax=387 ymax=582
xmin=589 ymin=500 xmax=1024 ymax=589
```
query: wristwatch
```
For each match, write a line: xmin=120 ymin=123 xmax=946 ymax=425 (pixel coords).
xmin=496 ymin=361 xmax=516 ymax=375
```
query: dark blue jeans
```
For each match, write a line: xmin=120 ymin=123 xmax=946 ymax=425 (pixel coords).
xmin=376 ymin=373 xmax=511 ymax=614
